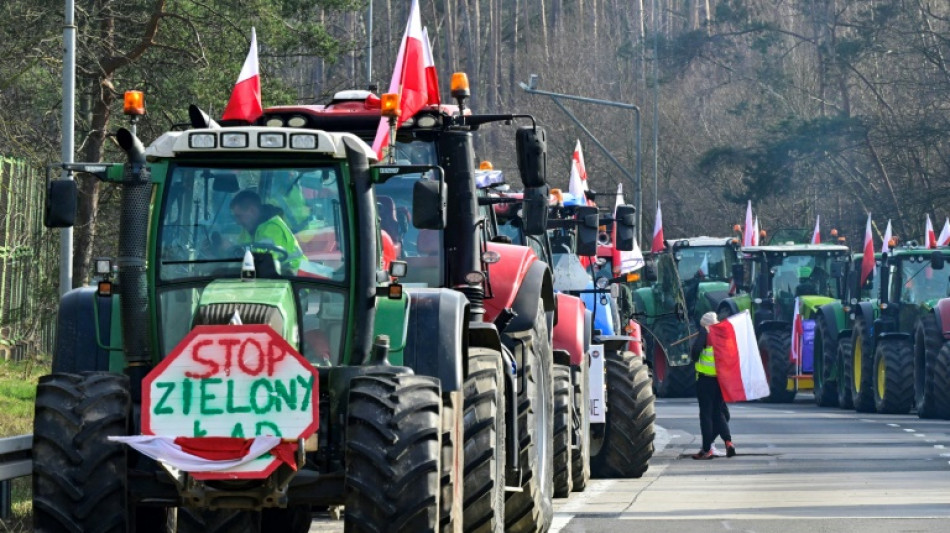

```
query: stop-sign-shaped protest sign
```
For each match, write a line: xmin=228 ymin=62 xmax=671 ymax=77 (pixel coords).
xmin=142 ymin=325 xmax=318 ymax=479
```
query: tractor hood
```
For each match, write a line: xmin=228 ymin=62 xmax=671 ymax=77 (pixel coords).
xmin=194 ymin=279 xmax=299 ymax=349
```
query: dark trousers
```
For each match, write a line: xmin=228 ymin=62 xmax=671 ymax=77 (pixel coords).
xmin=697 ymin=374 xmax=732 ymax=452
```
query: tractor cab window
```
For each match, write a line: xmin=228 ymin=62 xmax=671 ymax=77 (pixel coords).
xmin=375 ymin=175 xmax=442 ymax=288
xmin=675 ymin=246 xmax=735 ymax=282
xmin=898 ymin=256 xmax=950 ymax=304
xmin=769 ymin=253 xmax=839 ymax=300
xmin=158 ymin=164 xmax=348 ymax=283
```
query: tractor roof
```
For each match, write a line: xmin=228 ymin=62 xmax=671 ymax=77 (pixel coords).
xmin=671 ymin=236 xmax=737 ymax=248
xmin=742 ymin=244 xmax=850 ymax=254
xmin=888 ymin=246 xmax=950 ymax=257
xmin=144 ymin=126 xmax=377 ymax=162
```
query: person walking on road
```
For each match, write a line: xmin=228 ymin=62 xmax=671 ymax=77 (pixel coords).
xmin=691 ymin=312 xmax=736 ymax=460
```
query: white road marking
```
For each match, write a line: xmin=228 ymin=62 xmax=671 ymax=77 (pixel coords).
xmin=914 ymin=434 xmax=926 ymax=437
xmin=887 ymin=423 xmax=901 ymax=427
xmin=654 ymin=424 xmax=672 ymax=453
xmin=903 ymin=428 xmax=916 ymax=432
xmin=935 ymin=444 xmax=946 ymax=449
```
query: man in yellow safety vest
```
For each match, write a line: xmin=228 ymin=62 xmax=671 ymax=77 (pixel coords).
xmin=691 ymin=312 xmax=736 ymax=460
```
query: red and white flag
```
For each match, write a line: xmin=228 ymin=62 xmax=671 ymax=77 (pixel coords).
xmin=222 ymin=28 xmax=263 ymax=123
xmin=422 ymin=27 xmax=441 ymax=106
xmin=651 ymin=201 xmax=665 ymax=253
xmin=811 ymin=215 xmax=821 ymax=244
xmin=790 ymin=297 xmax=803 ymax=367
xmin=753 ymin=216 xmax=760 ymax=245
xmin=708 ymin=311 xmax=770 ymax=402
xmin=859 ymin=213 xmax=875 ymax=287
xmin=939 ymin=218 xmax=950 ymax=247
xmin=743 ymin=201 xmax=754 ymax=247
xmin=371 ymin=0 xmax=429 ymax=158
xmin=110 ymin=435 xmax=298 ymax=473
xmin=882 ymin=220 xmax=893 ymax=253
xmin=926 ymin=214 xmax=937 ymax=249
xmin=612 ymin=183 xmax=644 ymax=273
xmin=567 ymin=140 xmax=591 ymax=205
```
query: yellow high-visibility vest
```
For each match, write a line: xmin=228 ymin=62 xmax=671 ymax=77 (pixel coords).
xmin=695 ymin=345 xmax=716 ymax=377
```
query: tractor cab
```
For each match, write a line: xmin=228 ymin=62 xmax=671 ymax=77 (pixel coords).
xmin=878 ymin=246 xmax=950 ymax=329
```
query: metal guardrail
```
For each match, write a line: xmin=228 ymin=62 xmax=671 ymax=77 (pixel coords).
xmin=0 ymin=434 xmax=32 ymax=520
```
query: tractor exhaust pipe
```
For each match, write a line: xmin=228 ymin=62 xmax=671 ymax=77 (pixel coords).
xmin=116 ymin=128 xmax=152 ymax=393
xmin=343 ymin=137 xmax=377 ymax=364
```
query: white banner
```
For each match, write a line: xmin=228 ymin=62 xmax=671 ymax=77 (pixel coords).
xmin=588 ymin=344 xmax=606 ymax=423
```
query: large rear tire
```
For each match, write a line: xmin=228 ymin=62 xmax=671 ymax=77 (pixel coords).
xmin=570 ymin=361 xmax=590 ymax=492
xmin=591 ymin=352 xmax=655 ymax=478
xmin=177 ymin=508 xmax=261 ymax=533
xmin=757 ymin=330 xmax=796 ymax=403
xmin=552 ymin=364 xmax=573 ymax=498
xmin=505 ymin=304 xmax=554 ymax=533
xmin=33 ymin=372 xmax=131 ymax=533
xmin=850 ymin=318 xmax=876 ymax=412
xmin=873 ymin=339 xmax=914 ymax=414
xmin=837 ymin=338 xmax=854 ymax=409
xmin=651 ymin=319 xmax=695 ymax=398
xmin=914 ymin=314 xmax=943 ymax=419
xmin=462 ymin=349 xmax=506 ymax=533
xmin=813 ymin=315 xmax=839 ymax=407
xmin=931 ymin=341 xmax=950 ymax=419
xmin=344 ymin=374 xmax=443 ymax=533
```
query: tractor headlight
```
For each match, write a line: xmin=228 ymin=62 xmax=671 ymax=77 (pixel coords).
xmin=291 ymin=134 xmax=317 ymax=149
xmin=258 ymin=132 xmax=286 ymax=149
xmin=221 ymin=132 xmax=249 ymax=148
xmin=189 ymin=133 xmax=216 ymax=149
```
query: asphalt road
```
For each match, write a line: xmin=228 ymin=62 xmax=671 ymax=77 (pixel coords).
xmin=311 ymin=393 xmax=950 ymax=532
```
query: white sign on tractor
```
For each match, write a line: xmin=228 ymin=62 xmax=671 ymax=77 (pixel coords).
xmin=142 ymin=324 xmax=319 ymax=479
xmin=589 ymin=344 xmax=606 ymax=423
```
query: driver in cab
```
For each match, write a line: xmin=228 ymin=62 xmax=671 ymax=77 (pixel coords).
xmin=230 ymin=189 xmax=305 ymax=272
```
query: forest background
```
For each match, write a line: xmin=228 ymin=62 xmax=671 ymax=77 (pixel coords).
xmin=2 ymin=0 xmax=950 ymax=294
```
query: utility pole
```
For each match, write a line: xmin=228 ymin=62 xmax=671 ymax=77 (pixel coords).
xmin=519 ymin=76 xmax=644 ymax=243
xmin=60 ymin=0 xmax=76 ymax=295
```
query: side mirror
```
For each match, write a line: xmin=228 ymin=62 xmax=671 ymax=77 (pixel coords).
xmin=45 ymin=179 xmax=78 ymax=228
xmin=515 ymin=126 xmax=546 ymax=188
xmin=644 ymin=262 xmax=658 ymax=282
xmin=732 ymin=263 xmax=745 ymax=288
xmin=521 ymin=185 xmax=549 ymax=236
xmin=412 ymin=179 xmax=446 ymax=230
xmin=575 ymin=205 xmax=599 ymax=257
xmin=614 ymin=204 xmax=636 ymax=251
xmin=932 ymin=251 xmax=945 ymax=270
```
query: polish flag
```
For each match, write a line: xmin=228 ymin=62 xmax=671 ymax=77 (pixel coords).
xmin=926 ymin=214 xmax=938 ymax=248
xmin=811 ymin=215 xmax=821 ymax=244
xmin=110 ymin=435 xmax=298 ymax=473
xmin=222 ymin=28 xmax=263 ymax=123
xmin=707 ymin=311 xmax=770 ymax=402
xmin=422 ymin=27 xmax=441 ymax=105
xmin=612 ymin=183 xmax=644 ymax=273
xmin=938 ymin=218 xmax=950 ymax=247
xmin=743 ymin=201 xmax=754 ymax=247
xmin=651 ymin=201 xmax=665 ymax=253
xmin=568 ymin=140 xmax=592 ymax=205
xmin=371 ymin=0 xmax=429 ymax=158
xmin=753 ymin=216 xmax=761 ymax=245
xmin=790 ymin=297 xmax=803 ymax=367
xmin=882 ymin=220 xmax=893 ymax=253
xmin=859 ymin=214 xmax=875 ymax=287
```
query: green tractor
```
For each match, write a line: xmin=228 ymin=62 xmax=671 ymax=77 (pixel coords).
xmin=718 ymin=243 xmax=851 ymax=403
xmin=847 ymin=245 xmax=950 ymax=414
xmin=37 ymin=112 xmax=491 ymax=532
xmin=635 ymin=237 xmax=741 ymax=397
xmin=808 ymin=252 xmax=881 ymax=408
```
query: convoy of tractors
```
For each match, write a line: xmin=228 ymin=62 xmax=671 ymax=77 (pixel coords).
xmin=31 ymin=69 xmax=950 ymax=532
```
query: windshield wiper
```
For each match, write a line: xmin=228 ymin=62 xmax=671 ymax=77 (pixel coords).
xmin=162 ymin=257 xmax=242 ymax=265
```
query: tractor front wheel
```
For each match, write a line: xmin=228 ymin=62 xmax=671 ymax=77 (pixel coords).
xmin=930 ymin=341 xmax=950 ymax=419
xmin=914 ymin=314 xmax=943 ymax=419
xmin=813 ymin=316 xmax=839 ymax=407
xmin=652 ymin=319 xmax=695 ymax=398
xmin=33 ymin=372 xmax=131 ymax=533
xmin=873 ymin=339 xmax=914 ymax=414
xmin=570 ymin=360 xmax=590 ymax=492
xmin=850 ymin=318 xmax=876 ymax=412
xmin=552 ymin=365 xmax=573 ymax=497
xmin=462 ymin=348 xmax=507 ymax=533
xmin=344 ymin=374 xmax=444 ymax=533
xmin=758 ymin=330 xmax=796 ymax=403
xmin=590 ymin=352 xmax=656 ymax=478
xmin=836 ymin=338 xmax=854 ymax=409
